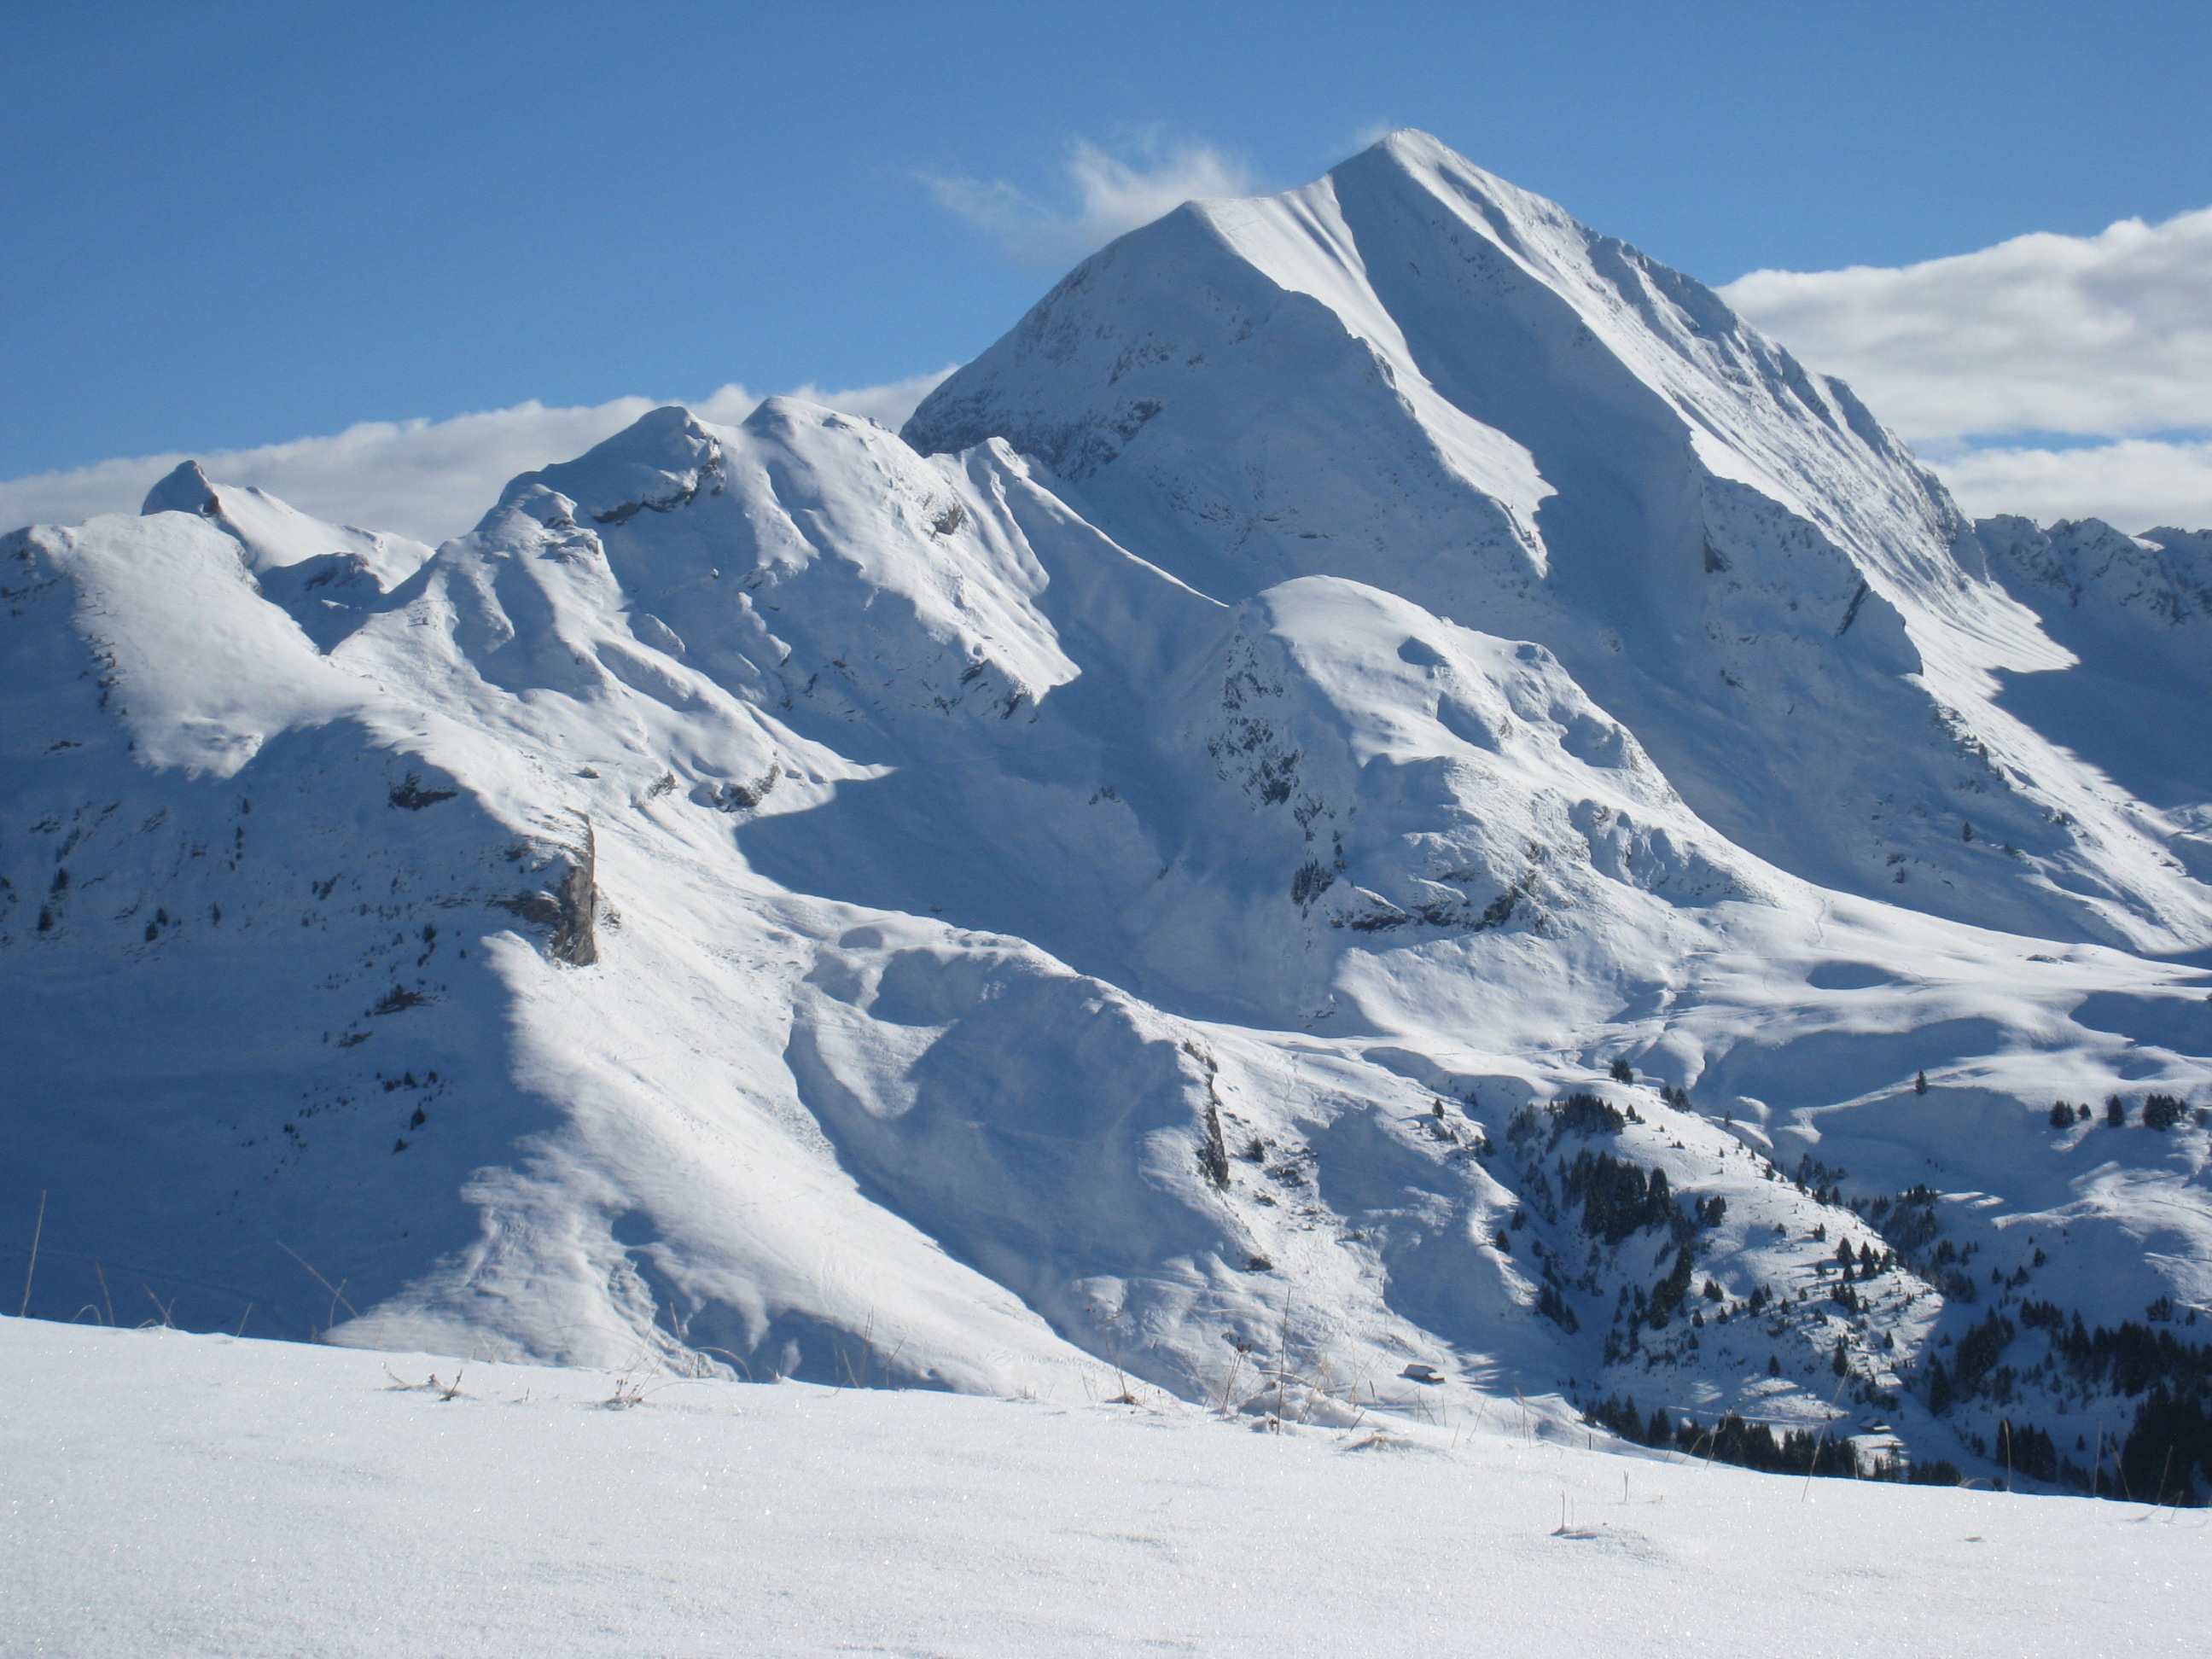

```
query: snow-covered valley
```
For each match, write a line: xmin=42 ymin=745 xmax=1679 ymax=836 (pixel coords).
xmin=7 ymin=130 xmax=2212 ymax=1606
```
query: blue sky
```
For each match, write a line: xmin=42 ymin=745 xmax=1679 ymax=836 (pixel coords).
xmin=5 ymin=0 xmax=2211 ymax=532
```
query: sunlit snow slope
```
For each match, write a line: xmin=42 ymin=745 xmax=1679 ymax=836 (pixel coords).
xmin=6 ymin=132 xmax=2211 ymax=1499
xmin=907 ymin=130 xmax=2212 ymax=953
xmin=7 ymin=1320 xmax=2204 ymax=1659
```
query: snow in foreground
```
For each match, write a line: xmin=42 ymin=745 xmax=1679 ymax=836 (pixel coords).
xmin=2 ymin=1319 xmax=2202 ymax=1657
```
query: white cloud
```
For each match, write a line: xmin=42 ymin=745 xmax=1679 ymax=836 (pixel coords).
xmin=1720 ymin=204 xmax=2212 ymax=530
xmin=1926 ymin=438 xmax=2212 ymax=533
xmin=1720 ymin=207 xmax=2212 ymax=445
xmin=923 ymin=133 xmax=1256 ymax=268
xmin=0 ymin=371 xmax=951 ymax=546
xmin=779 ymin=370 xmax=952 ymax=433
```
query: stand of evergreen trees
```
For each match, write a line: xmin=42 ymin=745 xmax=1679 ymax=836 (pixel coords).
xmin=1562 ymin=1150 xmax=1689 ymax=1247
xmin=1580 ymin=1394 xmax=1861 ymax=1479
xmin=2118 ymin=1388 xmax=2212 ymax=1505
xmin=2021 ymin=1301 xmax=2212 ymax=1395
xmin=1919 ymin=1302 xmax=2212 ymax=1502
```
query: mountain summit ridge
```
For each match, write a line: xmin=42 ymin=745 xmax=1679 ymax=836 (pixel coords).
xmin=907 ymin=128 xmax=2204 ymax=952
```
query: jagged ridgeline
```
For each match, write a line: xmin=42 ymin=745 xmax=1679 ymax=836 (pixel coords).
xmin=4 ymin=131 xmax=2211 ymax=1497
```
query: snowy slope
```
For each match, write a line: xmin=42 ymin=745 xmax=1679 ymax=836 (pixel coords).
xmin=906 ymin=130 xmax=2212 ymax=954
xmin=6 ymin=134 xmax=2212 ymax=1502
xmin=1976 ymin=514 xmax=2212 ymax=822
xmin=6 ymin=1319 xmax=2207 ymax=1659
xmin=139 ymin=458 xmax=434 ymax=649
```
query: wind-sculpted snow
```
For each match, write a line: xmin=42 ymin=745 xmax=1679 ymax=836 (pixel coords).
xmin=6 ymin=132 xmax=2212 ymax=1498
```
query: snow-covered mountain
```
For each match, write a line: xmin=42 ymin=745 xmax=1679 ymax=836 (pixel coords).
xmin=6 ymin=131 xmax=2209 ymax=1499
xmin=1974 ymin=514 xmax=2212 ymax=825
xmin=907 ymin=131 xmax=2212 ymax=955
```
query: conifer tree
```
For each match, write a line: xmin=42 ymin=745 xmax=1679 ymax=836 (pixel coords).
xmin=1914 ymin=1071 xmax=1929 ymax=1096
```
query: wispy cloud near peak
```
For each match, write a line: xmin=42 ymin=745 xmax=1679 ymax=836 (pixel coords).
xmin=923 ymin=132 xmax=1257 ymax=268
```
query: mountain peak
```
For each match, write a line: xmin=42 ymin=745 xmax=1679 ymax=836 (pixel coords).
xmin=141 ymin=459 xmax=220 ymax=518
xmin=1346 ymin=125 xmax=1459 ymax=168
xmin=494 ymin=404 xmax=725 ymax=530
xmin=132 ymin=457 xmax=431 ymax=608
xmin=904 ymin=132 xmax=2211 ymax=951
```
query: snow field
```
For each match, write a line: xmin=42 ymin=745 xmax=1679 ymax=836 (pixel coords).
xmin=3 ymin=1317 xmax=2204 ymax=1658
